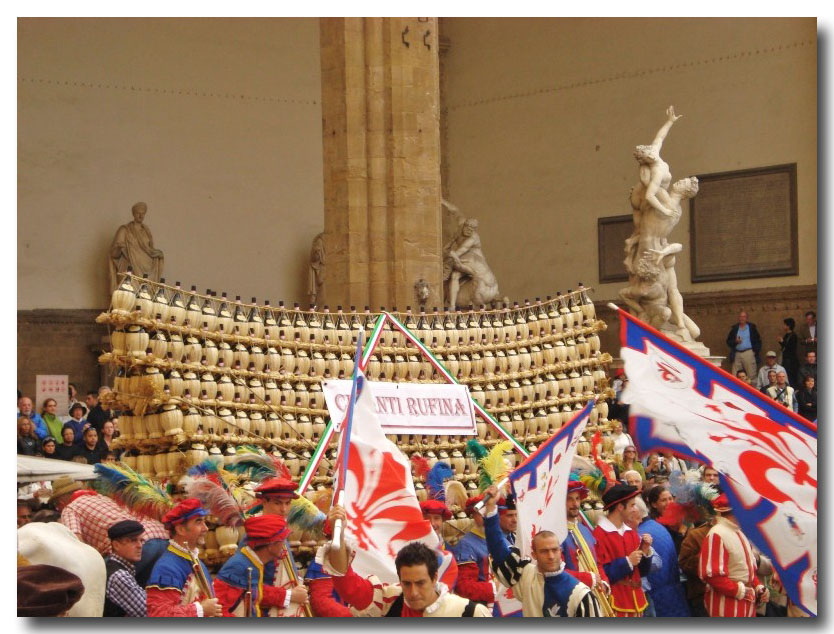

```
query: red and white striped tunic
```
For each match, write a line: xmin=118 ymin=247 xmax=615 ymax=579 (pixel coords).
xmin=698 ymin=517 xmax=760 ymax=617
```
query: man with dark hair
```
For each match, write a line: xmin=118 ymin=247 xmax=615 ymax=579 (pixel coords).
xmin=86 ymin=387 xmax=112 ymax=433
xmin=798 ymin=350 xmax=817 ymax=384
xmin=17 ymin=499 xmax=34 ymax=528
xmin=322 ymin=505 xmax=491 ymax=617
xmin=726 ymin=310 xmax=762 ymax=379
xmin=797 ymin=310 xmax=817 ymax=359
xmin=77 ymin=427 xmax=104 ymax=465
xmin=104 ymin=520 xmax=147 ymax=617
xmin=593 ymin=483 xmax=655 ymax=616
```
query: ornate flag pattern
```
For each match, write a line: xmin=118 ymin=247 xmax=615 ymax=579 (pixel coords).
xmin=618 ymin=309 xmax=817 ymax=616
xmin=509 ymin=403 xmax=592 ymax=559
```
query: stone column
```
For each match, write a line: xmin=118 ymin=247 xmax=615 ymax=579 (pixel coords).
xmin=320 ymin=17 xmax=444 ymax=311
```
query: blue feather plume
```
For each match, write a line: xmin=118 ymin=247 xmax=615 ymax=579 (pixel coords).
xmin=427 ymin=462 xmax=454 ymax=501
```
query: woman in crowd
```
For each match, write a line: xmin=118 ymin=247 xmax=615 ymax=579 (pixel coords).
xmin=17 ymin=417 xmax=40 ymax=456
xmin=796 ymin=375 xmax=817 ymax=422
xmin=97 ymin=419 xmax=116 ymax=454
xmin=647 ymin=484 xmax=685 ymax=554
xmin=56 ymin=426 xmax=80 ymax=461
xmin=77 ymin=427 xmax=103 ymax=465
xmin=644 ymin=453 xmax=670 ymax=485
xmin=63 ymin=403 xmax=88 ymax=445
xmin=609 ymin=420 xmax=635 ymax=458
xmin=67 ymin=382 xmax=82 ymax=418
xmin=41 ymin=436 xmax=59 ymax=459
xmin=778 ymin=318 xmax=800 ymax=386
xmin=614 ymin=444 xmax=645 ymax=480
xmin=41 ymin=398 xmax=64 ymax=440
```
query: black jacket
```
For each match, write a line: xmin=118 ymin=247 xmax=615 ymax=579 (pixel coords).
xmin=725 ymin=322 xmax=762 ymax=364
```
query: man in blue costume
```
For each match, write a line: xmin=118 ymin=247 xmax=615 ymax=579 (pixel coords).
xmin=482 ymin=484 xmax=602 ymax=617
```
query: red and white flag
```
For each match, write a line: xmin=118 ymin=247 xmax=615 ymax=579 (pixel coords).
xmin=335 ymin=371 xmax=442 ymax=584
xmin=509 ymin=403 xmax=592 ymax=559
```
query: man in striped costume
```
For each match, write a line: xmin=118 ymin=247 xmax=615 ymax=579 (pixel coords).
xmin=482 ymin=484 xmax=602 ymax=617
xmin=698 ymin=494 xmax=770 ymax=617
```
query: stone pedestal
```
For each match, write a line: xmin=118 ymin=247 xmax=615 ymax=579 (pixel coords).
xmin=320 ymin=17 xmax=444 ymax=310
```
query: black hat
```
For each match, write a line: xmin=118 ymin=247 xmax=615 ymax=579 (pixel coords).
xmin=602 ymin=483 xmax=641 ymax=511
xmin=18 ymin=564 xmax=84 ymax=616
xmin=108 ymin=519 xmax=145 ymax=541
xmin=69 ymin=402 xmax=87 ymax=416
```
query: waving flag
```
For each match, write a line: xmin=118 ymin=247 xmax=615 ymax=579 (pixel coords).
xmin=616 ymin=307 xmax=817 ymax=616
xmin=333 ymin=370 xmax=442 ymax=584
xmin=509 ymin=402 xmax=592 ymax=559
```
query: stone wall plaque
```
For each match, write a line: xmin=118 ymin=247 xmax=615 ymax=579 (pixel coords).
xmin=690 ymin=163 xmax=798 ymax=282
xmin=598 ymin=214 xmax=632 ymax=283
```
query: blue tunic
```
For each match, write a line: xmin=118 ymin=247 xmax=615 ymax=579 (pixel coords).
xmin=561 ymin=521 xmax=599 ymax=572
xmin=146 ymin=542 xmax=212 ymax=593
xmin=638 ymin=518 xmax=690 ymax=617
xmin=453 ymin=528 xmax=490 ymax=582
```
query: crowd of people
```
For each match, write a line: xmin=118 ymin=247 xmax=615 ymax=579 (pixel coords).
xmin=17 ymin=386 xmax=119 ymax=464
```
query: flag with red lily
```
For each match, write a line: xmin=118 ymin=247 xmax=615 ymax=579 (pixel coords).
xmin=335 ymin=368 xmax=442 ymax=584
xmin=616 ymin=307 xmax=817 ymax=616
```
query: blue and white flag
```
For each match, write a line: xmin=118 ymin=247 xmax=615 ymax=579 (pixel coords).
xmin=617 ymin=308 xmax=817 ymax=616
xmin=509 ymin=403 xmax=592 ymax=559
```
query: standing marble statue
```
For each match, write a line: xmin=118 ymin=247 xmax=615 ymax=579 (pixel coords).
xmin=620 ymin=107 xmax=708 ymax=355
xmin=108 ymin=202 xmax=164 ymax=292
xmin=309 ymin=232 xmax=325 ymax=307
xmin=443 ymin=206 xmax=504 ymax=309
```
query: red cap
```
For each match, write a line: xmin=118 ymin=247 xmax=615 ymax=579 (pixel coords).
xmin=465 ymin=495 xmax=484 ymax=514
xmin=567 ymin=480 xmax=589 ymax=500
xmin=244 ymin=514 xmax=290 ymax=547
xmin=255 ymin=477 xmax=299 ymax=500
xmin=161 ymin=498 xmax=208 ymax=526
xmin=420 ymin=500 xmax=451 ymax=520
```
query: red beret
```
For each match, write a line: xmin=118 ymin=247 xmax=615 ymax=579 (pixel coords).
xmin=162 ymin=498 xmax=208 ymax=526
xmin=567 ymin=480 xmax=589 ymax=500
xmin=465 ymin=495 xmax=484 ymax=514
xmin=420 ymin=500 xmax=451 ymax=520
xmin=255 ymin=477 xmax=299 ymax=500
xmin=244 ymin=514 xmax=290 ymax=547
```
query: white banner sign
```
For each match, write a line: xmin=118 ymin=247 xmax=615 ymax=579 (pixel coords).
xmin=322 ymin=379 xmax=477 ymax=435
xmin=35 ymin=375 xmax=69 ymax=417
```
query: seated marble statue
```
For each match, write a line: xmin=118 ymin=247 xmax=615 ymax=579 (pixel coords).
xmin=443 ymin=217 xmax=502 ymax=309
xmin=109 ymin=202 xmax=164 ymax=291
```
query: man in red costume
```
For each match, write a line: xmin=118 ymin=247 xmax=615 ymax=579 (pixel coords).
xmin=215 ymin=514 xmax=307 ymax=617
xmin=145 ymin=498 xmax=223 ymax=617
xmin=698 ymin=494 xmax=769 ymax=617
xmin=592 ymin=483 xmax=654 ymax=616
xmin=252 ymin=477 xmax=309 ymax=616
xmin=449 ymin=495 xmax=495 ymax=607
xmin=419 ymin=499 xmax=459 ymax=591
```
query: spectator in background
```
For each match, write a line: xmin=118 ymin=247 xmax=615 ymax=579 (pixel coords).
xmin=777 ymin=318 xmax=800 ymax=386
xmin=67 ymin=383 xmax=82 ymax=418
xmin=97 ymin=419 xmax=116 ymax=454
xmin=17 ymin=396 xmax=48 ymax=440
xmin=644 ymin=453 xmax=670 ymax=485
xmin=41 ymin=398 xmax=65 ymax=440
xmin=622 ymin=469 xmax=644 ymax=491
xmin=760 ymin=369 xmax=778 ymax=396
xmin=18 ymin=499 xmax=34 ymax=528
xmin=726 ymin=310 xmax=762 ymax=380
xmin=660 ymin=450 xmax=689 ymax=474
xmin=17 ymin=417 xmax=40 ymax=456
xmin=56 ymin=426 xmax=80 ymax=461
xmin=63 ymin=403 xmax=88 ymax=445
xmin=755 ymin=351 xmax=786 ymax=390
xmin=77 ymin=427 xmax=104 ymax=465
xmin=798 ymin=350 xmax=817 ymax=385
xmin=735 ymin=370 xmax=752 ymax=386
xmin=41 ymin=436 xmax=59 ymax=459
xmin=797 ymin=310 xmax=817 ymax=359
xmin=701 ymin=466 xmax=720 ymax=486
xmin=767 ymin=371 xmax=798 ymax=413
xmin=796 ymin=375 xmax=817 ymax=422
xmin=86 ymin=387 xmax=112 ymax=433
xmin=615 ymin=445 xmax=646 ymax=481
xmin=609 ymin=420 xmax=635 ymax=458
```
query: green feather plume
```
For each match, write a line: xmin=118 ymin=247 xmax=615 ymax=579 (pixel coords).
xmin=476 ymin=440 xmax=514 ymax=491
xmin=288 ymin=495 xmax=326 ymax=533
xmin=94 ymin=462 xmax=173 ymax=520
